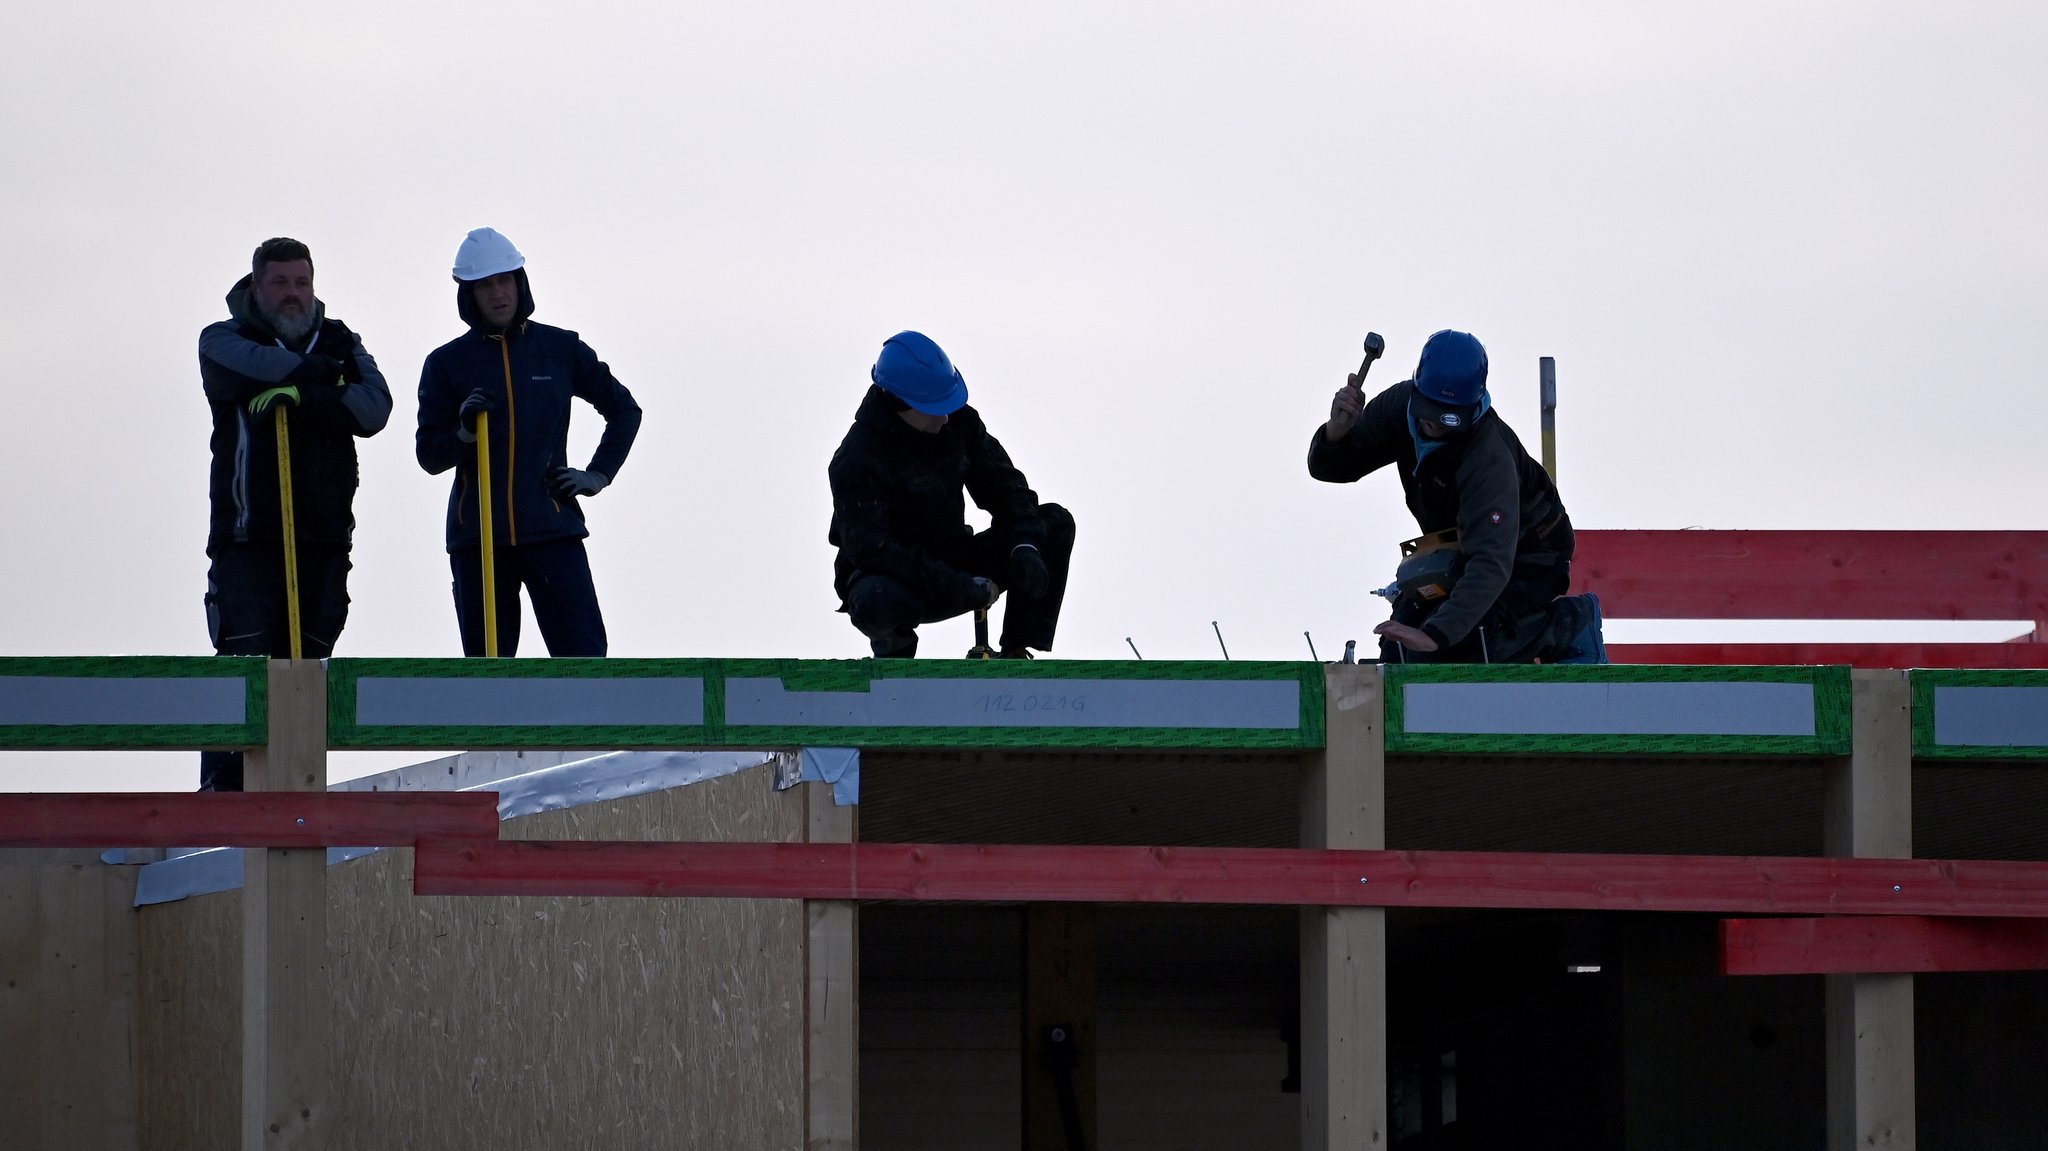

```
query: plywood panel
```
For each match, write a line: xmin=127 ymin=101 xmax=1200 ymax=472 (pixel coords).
xmin=140 ymin=765 xmax=807 ymax=1151
xmin=0 ymin=854 xmax=141 ymax=1151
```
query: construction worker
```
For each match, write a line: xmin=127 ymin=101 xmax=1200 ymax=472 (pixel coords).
xmin=198 ymin=237 xmax=392 ymax=789
xmin=1308 ymin=329 xmax=1600 ymax=663
xmin=829 ymin=331 xmax=1075 ymax=658
xmin=416 ymin=227 xmax=642 ymax=657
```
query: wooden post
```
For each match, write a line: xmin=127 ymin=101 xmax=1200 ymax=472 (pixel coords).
xmin=241 ymin=659 xmax=329 ymax=1150
xmin=1300 ymin=663 xmax=1387 ymax=1149
xmin=806 ymin=781 xmax=859 ymax=1150
xmin=1023 ymin=903 xmax=1096 ymax=1150
xmin=1823 ymin=669 xmax=1914 ymax=1150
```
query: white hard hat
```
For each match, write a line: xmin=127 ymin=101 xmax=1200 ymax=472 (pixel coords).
xmin=451 ymin=227 xmax=525 ymax=281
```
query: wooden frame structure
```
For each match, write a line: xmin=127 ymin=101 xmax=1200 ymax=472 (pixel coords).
xmin=7 ymin=653 xmax=2048 ymax=1148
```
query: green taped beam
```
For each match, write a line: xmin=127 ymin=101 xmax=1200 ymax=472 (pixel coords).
xmin=329 ymin=658 xmax=1323 ymax=751
xmin=1912 ymin=670 xmax=2048 ymax=760
xmin=0 ymin=656 xmax=266 ymax=750
xmin=1385 ymin=664 xmax=1852 ymax=756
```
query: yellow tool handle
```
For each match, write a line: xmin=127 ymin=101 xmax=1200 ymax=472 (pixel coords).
xmin=274 ymin=406 xmax=303 ymax=660
xmin=476 ymin=411 xmax=498 ymax=657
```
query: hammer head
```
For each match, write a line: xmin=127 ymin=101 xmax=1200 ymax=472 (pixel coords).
xmin=1363 ymin=332 xmax=1385 ymax=362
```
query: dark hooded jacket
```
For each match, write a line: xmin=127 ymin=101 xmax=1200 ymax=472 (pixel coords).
xmin=416 ymin=270 xmax=643 ymax=551
xmin=829 ymin=385 xmax=1049 ymax=606
xmin=199 ymin=276 xmax=392 ymax=551
xmin=1307 ymin=378 xmax=1572 ymax=648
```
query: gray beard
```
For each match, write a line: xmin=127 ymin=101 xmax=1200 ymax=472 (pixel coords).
xmin=265 ymin=306 xmax=318 ymax=344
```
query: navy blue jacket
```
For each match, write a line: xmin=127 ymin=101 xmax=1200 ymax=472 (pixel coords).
xmin=416 ymin=272 xmax=642 ymax=551
xmin=200 ymin=276 xmax=392 ymax=551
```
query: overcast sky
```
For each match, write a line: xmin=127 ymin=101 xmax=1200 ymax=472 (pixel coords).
xmin=4 ymin=3 xmax=2044 ymax=790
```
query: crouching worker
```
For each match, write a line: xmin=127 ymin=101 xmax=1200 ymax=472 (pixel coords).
xmin=829 ymin=331 xmax=1075 ymax=658
xmin=1307 ymin=329 xmax=1604 ymax=663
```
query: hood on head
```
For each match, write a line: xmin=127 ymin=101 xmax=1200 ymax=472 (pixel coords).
xmin=455 ymin=267 xmax=536 ymax=333
xmin=225 ymin=273 xmax=325 ymax=345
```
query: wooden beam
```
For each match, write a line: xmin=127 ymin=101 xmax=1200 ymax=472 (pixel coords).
xmin=1723 ymin=916 xmax=2048 ymax=975
xmin=412 ymin=839 xmax=2048 ymax=918
xmin=242 ymin=659 xmax=330 ymax=1151
xmin=804 ymin=781 xmax=857 ymax=1151
xmin=1301 ymin=663 xmax=1386 ymax=1151
xmin=1022 ymin=904 xmax=1096 ymax=1151
xmin=1824 ymin=668 xmax=1915 ymax=1151
xmin=0 ymin=792 xmax=499 ymax=848
xmin=1607 ymin=642 xmax=2048 ymax=669
xmin=1571 ymin=529 xmax=2048 ymax=625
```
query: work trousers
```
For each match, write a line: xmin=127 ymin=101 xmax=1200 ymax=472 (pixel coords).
xmin=199 ymin=541 xmax=351 ymax=791
xmin=845 ymin=503 xmax=1075 ymax=658
xmin=450 ymin=536 xmax=608 ymax=658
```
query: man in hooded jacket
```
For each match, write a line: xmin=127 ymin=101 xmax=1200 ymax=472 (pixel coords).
xmin=829 ymin=330 xmax=1075 ymax=658
xmin=1308 ymin=328 xmax=1598 ymax=663
xmin=198 ymin=236 xmax=392 ymax=789
xmin=417 ymin=227 xmax=642 ymax=657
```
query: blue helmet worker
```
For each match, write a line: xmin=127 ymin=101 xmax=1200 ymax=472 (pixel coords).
xmin=1309 ymin=329 xmax=1601 ymax=663
xmin=829 ymin=331 xmax=1076 ymax=658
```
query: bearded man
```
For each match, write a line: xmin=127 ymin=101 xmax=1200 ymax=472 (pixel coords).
xmin=195 ymin=237 xmax=391 ymax=789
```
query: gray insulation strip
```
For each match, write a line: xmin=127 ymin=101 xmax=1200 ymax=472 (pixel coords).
xmin=354 ymin=677 xmax=706 ymax=727
xmin=726 ymin=676 xmax=1300 ymax=729
xmin=1403 ymin=680 xmax=1816 ymax=736
xmin=1933 ymin=685 xmax=2048 ymax=747
xmin=0 ymin=676 xmax=246 ymax=725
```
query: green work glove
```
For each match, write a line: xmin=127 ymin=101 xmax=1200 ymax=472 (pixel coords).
xmin=247 ymin=385 xmax=301 ymax=416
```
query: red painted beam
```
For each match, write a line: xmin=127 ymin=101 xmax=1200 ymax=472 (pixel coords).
xmin=0 ymin=792 xmax=500 ymax=848
xmin=1571 ymin=530 xmax=2048 ymax=625
xmin=1607 ymin=642 xmax=2048 ymax=670
xmin=1722 ymin=916 xmax=2048 ymax=975
xmin=413 ymin=841 xmax=2048 ymax=918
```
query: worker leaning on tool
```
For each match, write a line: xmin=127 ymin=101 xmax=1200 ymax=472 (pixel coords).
xmin=415 ymin=227 xmax=642 ymax=658
xmin=1308 ymin=329 xmax=1600 ymax=664
xmin=197 ymin=237 xmax=392 ymax=790
xmin=827 ymin=331 xmax=1075 ymax=659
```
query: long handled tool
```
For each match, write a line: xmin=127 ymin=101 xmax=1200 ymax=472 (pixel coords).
xmin=476 ymin=412 xmax=499 ymax=657
xmin=273 ymin=408 xmax=303 ymax=660
xmin=1354 ymin=331 xmax=1386 ymax=385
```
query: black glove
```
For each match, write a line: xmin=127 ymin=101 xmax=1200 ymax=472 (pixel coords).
xmin=1007 ymin=544 xmax=1050 ymax=599
xmin=547 ymin=466 xmax=609 ymax=499
xmin=457 ymin=388 xmax=497 ymax=442
xmin=287 ymin=354 xmax=347 ymax=387
xmin=322 ymin=322 xmax=364 ymax=383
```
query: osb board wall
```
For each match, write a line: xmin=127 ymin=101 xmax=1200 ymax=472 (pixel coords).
xmin=0 ymin=850 xmax=142 ymax=1151
xmin=138 ymin=766 xmax=810 ymax=1151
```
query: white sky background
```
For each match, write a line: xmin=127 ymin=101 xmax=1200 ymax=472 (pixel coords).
xmin=2 ymin=2 xmax=2044 ymax=790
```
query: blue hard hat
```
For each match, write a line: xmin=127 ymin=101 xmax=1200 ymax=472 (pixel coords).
xmin=1411 ymin=330 xmax=1488 ymax=430
xmin=872 ymin=331 xmax=969 ymax=415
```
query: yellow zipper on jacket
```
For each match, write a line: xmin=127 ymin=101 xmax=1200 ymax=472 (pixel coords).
xmin=497 ymin=335 xmax=519 ymax=545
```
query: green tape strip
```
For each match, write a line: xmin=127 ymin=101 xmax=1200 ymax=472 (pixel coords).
xmin=330 ymin=657 xmax=1323 ymax=751
xmin=1384 ymin=664 xmax=1852 ymax=756
xmin=0 ymin=656 xmax=267 ymax=750
xmin=1911 ymin=669 xmax=2048 ymax=760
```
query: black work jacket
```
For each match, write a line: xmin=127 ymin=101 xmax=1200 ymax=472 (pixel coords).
xmin=828 ymin=386 xmax=1049 ymax=606
xmin=1307 ymin=379 xmax=1571 ymax=647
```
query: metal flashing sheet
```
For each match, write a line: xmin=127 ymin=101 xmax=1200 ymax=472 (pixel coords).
xmin=1913 ymin=671 xmax=2048 ymax=759
xmin=131 ymin=747 xmax=777 ymax=906
xmin=1386 ymin=664 xmax=1852 ymax=756
xmin=0 ymin=656 xmax=265 ymax=749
